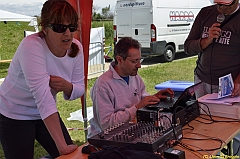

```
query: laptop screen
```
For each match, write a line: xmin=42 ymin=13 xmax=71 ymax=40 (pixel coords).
xmin=173 ymin=82 xmax=202 ymax=108
xmin=146 ymin=82 xmax=202 ymax=112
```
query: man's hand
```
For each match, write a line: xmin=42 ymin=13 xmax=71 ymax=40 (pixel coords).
xmin=154 ymin=88 xmax=174 ymax=99
xmin=135 ymin=96 xmax=160 ymax=109
xmin=232 ymin=74 xmax=240 ymax=97
xmin=208 ymin=23 xmax=221 ymax=39
xmin=135 ymin=88 xmax=174 ymax=109
xmin=232 ymin=83 xmax=240 ymax=97
xmin=200 ymin=23 xmax=221 ymax=50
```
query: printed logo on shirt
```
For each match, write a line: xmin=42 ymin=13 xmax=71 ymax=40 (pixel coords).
xmin=202 ymin=26 xmax=231 ymax=45
xmin=134 ymin=89 xmax=138 ymax=96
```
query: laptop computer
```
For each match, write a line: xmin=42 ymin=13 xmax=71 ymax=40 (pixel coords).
xmin=146 ymin=82 xmax=202 ymax=112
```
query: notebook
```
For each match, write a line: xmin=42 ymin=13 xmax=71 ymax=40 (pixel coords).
xmin=146 ymin=82 xmax=202 ymax=112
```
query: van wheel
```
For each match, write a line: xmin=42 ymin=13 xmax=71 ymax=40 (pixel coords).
xmin=161 ymin=45 xmax=175 ymax=62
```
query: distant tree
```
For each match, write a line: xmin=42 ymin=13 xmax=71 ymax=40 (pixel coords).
xmin=92 ymin=5 xmax=103 ymax=20
xmin=92 ymin=5 xmax=113 ymax=20
xmin=107 ymin=12 xmax=114 ymax=19
xmin=101 ymin=5 xmax=113 ymax=19
xmin=92 ymin=12 xmax=102 ymax=20
xmin=92 ymin=5 xmax=99 ymax=15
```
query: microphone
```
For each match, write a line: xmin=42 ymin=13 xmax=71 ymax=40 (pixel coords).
xmin=217 ymin=13 xmax=225 ymax=24
xmin=213 ymin=14 xmax=225 ymax=43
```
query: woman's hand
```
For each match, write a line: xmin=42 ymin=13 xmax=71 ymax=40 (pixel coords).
xmin=49 ymin=75 xmax=68 ymax=92
xmin=49 ymin=75 xmax=73 ymax=97
xmin=58 ymin=144 xmax=78 ymax=156
xmin=43 ymin=113 xmax=78 ymax=157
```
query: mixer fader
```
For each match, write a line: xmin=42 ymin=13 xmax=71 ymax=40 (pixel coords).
xmin=88 ymin=121 xmax=182 ymax=153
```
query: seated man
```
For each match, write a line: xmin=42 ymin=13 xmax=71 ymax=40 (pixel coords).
xmin=88 ymin=37 xmax=174 ymax=138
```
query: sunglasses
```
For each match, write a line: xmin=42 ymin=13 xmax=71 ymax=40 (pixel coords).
xmin=48 ymin=24 xmax=78 ymax=33
xmin=217 ymin=0 xmax=236 ymax=6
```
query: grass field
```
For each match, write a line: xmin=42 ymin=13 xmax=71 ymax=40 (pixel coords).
xmin=0 ymin=21 xmax=198 ymax=158
xmin=0 ymin=21 xmax=114 ymax=61
xmin=0 ymin=22 xmax=36 ymax=60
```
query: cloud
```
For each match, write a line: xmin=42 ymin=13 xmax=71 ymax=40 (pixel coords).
xmin=0 ymin=2 xmax=43 ymax=16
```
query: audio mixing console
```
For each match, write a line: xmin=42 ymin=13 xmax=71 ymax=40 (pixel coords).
xmin=88 ymin=121 xmax=182 ymax=154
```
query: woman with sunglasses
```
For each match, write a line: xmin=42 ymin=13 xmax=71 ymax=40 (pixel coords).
xmin=0 ymin=0 xmax=84 ymax=158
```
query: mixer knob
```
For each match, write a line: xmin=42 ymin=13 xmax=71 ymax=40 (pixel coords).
xmin=104 ymin=130 xmax=109 ymax=135
xmin=118 ymin=134 xmax=121 ymax=140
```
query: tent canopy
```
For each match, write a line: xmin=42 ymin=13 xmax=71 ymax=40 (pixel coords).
xmin=0 ymin=9 xmax=38 ymax=31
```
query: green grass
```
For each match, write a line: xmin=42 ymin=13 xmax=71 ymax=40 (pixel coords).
xmin=0 ymin=21 xmax=114 ymax=61
xmin=91 ymin=20 xmax=114 ymax=46
xmin=0 ymin=21 xmax=198 ymax=158
xmin=0 ymin=22 xmax=35 ymax=61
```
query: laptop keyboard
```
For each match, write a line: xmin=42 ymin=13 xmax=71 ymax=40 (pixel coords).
xmin=147 ymin=97 xmax=177 ymax=109
xmin=146 ymin=91 xmax=182 ymax=110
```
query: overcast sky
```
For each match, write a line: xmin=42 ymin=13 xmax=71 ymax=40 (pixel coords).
xmin=0 ymin=0 xmax=116 ymax=16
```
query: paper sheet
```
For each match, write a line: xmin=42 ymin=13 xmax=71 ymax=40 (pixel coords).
xmin=67 ymin=107 xmax=93 ymax=122
xmin=198 ymin=93 xmax=240 ymax=105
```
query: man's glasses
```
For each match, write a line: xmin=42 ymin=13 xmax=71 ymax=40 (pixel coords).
xmin=48 ymin=24 xmax=78 ymax=33
xmin=217 ymin=0 xmax=236 ymax=6
xmin=127 ymin=58 xmax=144 ymax=65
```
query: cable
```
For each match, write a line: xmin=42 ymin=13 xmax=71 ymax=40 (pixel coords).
xmin=175 ymin=140 xmax=203 ymax=159
xmin=210 ymin=42 xmax=215 ymax=94
xmin=183 ymin=142 xmax=211 ymax=156
xmin=233 ymin=144 xmax=240 ymax=156
xmin=183 ymin=130 xmax=225 ymax=146
xmin=182 ymin=136 xmax=224 ymax=151
xmin=159 ymin=114 xmax=177 ymax=140
xmin=198 ymin=102 xmax=240 ymax=122
xmin=178 ymin=141 xmax=204 ymax=157
xmin=182 ymin=123 xmax=194 ymax=131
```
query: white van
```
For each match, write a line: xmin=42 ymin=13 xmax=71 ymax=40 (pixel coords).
xmin=113 ymin=0 xmax=212 ymax=62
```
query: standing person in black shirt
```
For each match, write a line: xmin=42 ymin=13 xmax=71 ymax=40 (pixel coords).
xmin=184 ymin=0 xmax=240 ymax=99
